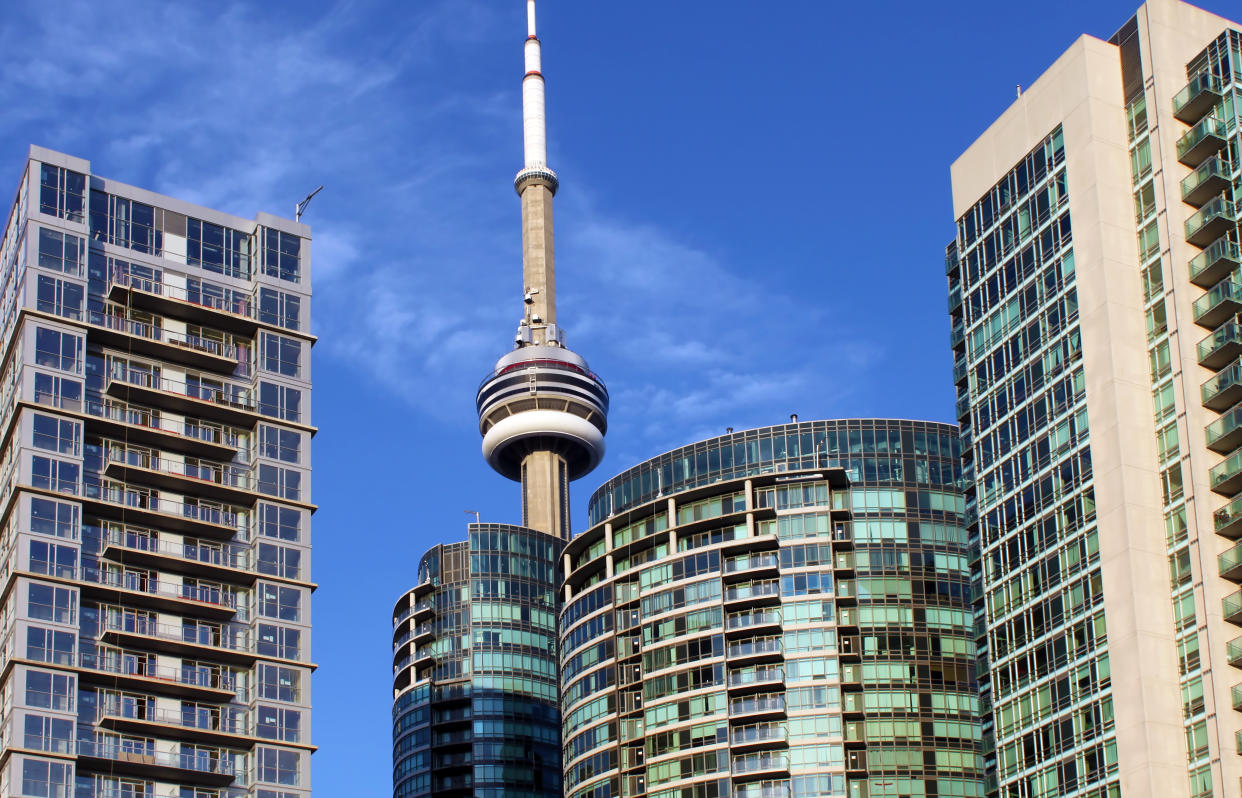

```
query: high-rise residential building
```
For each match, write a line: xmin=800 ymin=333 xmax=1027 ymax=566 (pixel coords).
xmin=946 ymin=1 xmax=1242 ymax=795
xmin=559 ymin=420 xmax=983 ymax=798
xmin=0 ymin=146 xmax=315 ymax=797
xmin=390 ymin=2 xmax=605 ymax=796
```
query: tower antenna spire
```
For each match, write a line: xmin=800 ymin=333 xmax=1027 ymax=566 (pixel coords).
xmin=515 ymin=0 xmax=560 ymax=345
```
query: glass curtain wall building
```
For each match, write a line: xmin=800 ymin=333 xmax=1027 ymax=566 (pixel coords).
xmin=0 ymin=146 xmax=315 ymax=797
xmin=559 ymin=420 xmax=983 ymax=798
xmin=391 ymin=524 xmax=561 ymax=798
xmin=947 ymin=1 xmax=1242 ymax=795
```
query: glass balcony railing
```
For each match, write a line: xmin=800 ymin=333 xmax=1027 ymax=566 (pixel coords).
xmin=1215 ymin=494 xmax=1242 ymax=538
xmin=1207 ymin=405 xmax=1242 ymax=455
xmin=948 ymin=285 xmax=962 ymax=312
xmin=100 ymin=615 xmax=253 ymax=654
xmin=730 ymin=695 xmax=785 ymax=715
xmin=1189 ymin=237 xmax=1242 ymax=287
xmin=79 ymin=651 xmax=238 ymax=695
xmin=1224 ymin=589 xmax=1242 ymax=624
xmin=1173 ymin=71 xmax=1223 ymax=122
xmin=728 ymin=668 xmax=783 ymax=687
xmin=732 ymin=753 xmax=789 ymax=774
xmin=724 ymin=553 xmax=779 ymax=573
xmin=1186 ymin=195 xmax=1237 ymax=246
xmin=1211 ymin=450 xmax=1242 ymax=495
xmin=86 ymin=308 xmax=240 ymax=362
xmin=1229 ymin=637 xmax=1242 ymax=668
xmin=98 ymin=704 xmax=251 ymax=737
xmin=1199 ymin=319 xmax=1242 ymax=367
xmin=728 ymin=638 xmax=782 ymax=658
xmin=724 ymin=581 xmax=780 ymax=602
xmin=1233 ymin=683 xmax=1242 ymax=712
xmin=731 ymin=725 xmax=787 ymax=745
xmin=950 ymin=320 xmax=965 ymax=348
xmin=77 ymin=739 xmax=237 ymax=777
xmin=1221 ymin=539 xmax=1242 ymax=580
xmin=1181 ymin=154 xmax=1233 ymax=205
xmin=1202 ymin=359 xmax=1242 ymax=410
xmin=727 ymin=611 xmax=782 ymax=630
xmin=104 ymin=442 xmax=254 ymax=493
xmin=1177 ymin=116 xmax=1228 ymax=165
xmin=103 ymin=525 xmax=252 ymax=571
xmin=953 ymin=358 xmax=967 ymax=385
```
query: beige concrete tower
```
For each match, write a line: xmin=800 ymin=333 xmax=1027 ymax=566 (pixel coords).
xmin=476 ymin=0 xmax=608 ymax=539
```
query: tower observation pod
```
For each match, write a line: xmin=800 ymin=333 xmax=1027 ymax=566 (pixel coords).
xmin=477 ymin=0 xmax=608 ymax=540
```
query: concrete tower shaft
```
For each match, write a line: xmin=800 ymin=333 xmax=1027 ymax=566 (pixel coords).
xmin=476 ymin=0 xmax=607 ymax=539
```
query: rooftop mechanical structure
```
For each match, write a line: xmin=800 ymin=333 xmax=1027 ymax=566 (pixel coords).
xmin=476 ymin=0 xmax=607 ymax=539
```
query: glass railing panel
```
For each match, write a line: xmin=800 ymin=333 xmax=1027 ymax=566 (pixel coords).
xmin=1211 ymin=450 xmax=1242 ymax=490
xmin=1215 ymin=494 xmax=1242 ymax=534
xmin=1207 ymin=405 xmax=1242 ymax=449
xmin=1199 ymin=320 xmax=1242 ymax=362
xmin=1186 ymin=196 xmax=1237 ymax=239
xmin=1181 ymin=155 xmax=1232 ymax=200
xmin=1173 ymin=72 xmax=1222 ymax=115
xmin=1190 ymin=238 xmax=1242 ymax=283
xmin=1177 ymin=116 xmax=1227 ymax=159
xmin=1202 ymin=361 xmax=1242 ymax=405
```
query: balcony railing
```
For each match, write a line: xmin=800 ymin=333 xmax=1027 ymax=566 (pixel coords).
xmin=1198 ymin=319 xmax=1242 ymax=368
xmin=80 ymin=651 xmax=238 ymax=695
xmin=1207 ymin=404 xmax=1242 ymax=453
xmin=1221 ymin=540 xmax=1242 ymax=581
xmin=1225 ymin=589 xmax=1242 ymax=625
xmin=1229 ymin=637 xmax=1242 ymax=668
xmin=1177 ymin=116 xmax=1228 ymax=166
xmin=726 ymin=611 xmax=782 ymax=631
xmin=728 ymin=638 xmax=782 ymax=659
xmin=1173 ymin=71 xmax=1223 ymax=123
xmin=731 ymin=695 xmax=785 ymax=715
xmin=100 ymin=615 xmax=252 ymax=654
xmin=89 ymin=396 xmax=248 ymax=454
xmin=724 ymin=553 xmax=779 ymax=573
xmin=724 ymin=581 xmax=780 ymax=602
xmin=1181 ymin=154 xmax=1233 ymax=206
xmin=87 ymin=308 xmax=240 ymax=362
xmin=107 ymin=370 xmax=255 ymax=413
xmin=728 ymin=668 xmax=783 ymax=688
xmin=732 ymin=753 xmax=789 ymax=774
xmin=89 ymin=569 xmax=240 ymax=613
xmin=98 ymin=704 xmax=250 ymax=737
xmin=104 ymin=443 xmax=254 ymax=493
xmin=1212 ymin=450 xmax=1242 ymax=496
xmin=731 ymin=725 xmax=787 ymax=745
xmin=1215 ymin=494 xmax=1242 ymax=538
xmin=103 ymin=525 xmax=252 ymax=571
xmin=1189 ymin=237 xmax=1242 ymax=287
xmin=77 ymin=739 xmax=237 ymax=777
xmin=1202 ymin=359 xmax=1242 ymax=410
xmin=84 ymin=481 xmax=248 ymax=534
xmin=1186 ymin=195 xmax=1237 ymax=247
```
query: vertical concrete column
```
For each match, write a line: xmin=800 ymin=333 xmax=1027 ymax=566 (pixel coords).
xmin=522 ymin=450 xmax=566 ymax=538
xmin=521 ymin=185 xmax=556 ymax=339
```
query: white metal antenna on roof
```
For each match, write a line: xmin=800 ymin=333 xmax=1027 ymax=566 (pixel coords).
xmin=295 ymin=186 xmax=324 ymax=222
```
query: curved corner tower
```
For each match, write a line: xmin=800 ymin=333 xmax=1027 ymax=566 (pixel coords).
xmin=476 ymin=0 xmax=608 ymax=540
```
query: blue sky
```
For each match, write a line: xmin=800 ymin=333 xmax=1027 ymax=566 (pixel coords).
xmin=0 ymin=0 xmax=1234 ymax=793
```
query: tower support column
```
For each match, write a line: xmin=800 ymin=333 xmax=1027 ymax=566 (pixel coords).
xmin=522 ymin=449 xmax=569 ymax=538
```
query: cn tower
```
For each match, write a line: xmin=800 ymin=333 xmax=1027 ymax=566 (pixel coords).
xmin=475 ymin=0 xmax=608 ymax=539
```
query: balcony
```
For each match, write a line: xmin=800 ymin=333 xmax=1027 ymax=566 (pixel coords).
xmin=76 ymin=739 xmax=236 ymax=787
xmin=948 ymin=285 xmax=962 ymax=312
xmin=950 ymin=320 xmax=966 ymax=350
xmin=97 ymin=704 xmax=252 ymax=746
xmin=1229 ymin=637 xmax=1242 ymax=669
xmin=98 ymin=616 xmax=259 ymax=666
xmin=724 ymin=580 xmax=780 ymax=605
xmin=1202 ymin=359 xmax=1242 ymax=410
xmin=730 ymin=695 xmax=785 ymax=719
xmin=80 ymin=569 xmax=240 ymax=620
xmin=84 ymin=397 xmax=246 ymax=462
xmin=1207 ymin=405 xmax=1242 ymax=453
xmin=1225 ymin=589 xmax=1242 ymax=626
xmin=723 ymin=553 xmax=779 ymax=578
xmin=953 ymin=357 xmax=968 ymax=386
xmin=109 ymin=270 xmax=273 ymax=338
xmin=100 ymin=526 xmax=256 ymax=585
xmin=1177 ymin=116 xmax=1228 ymax=167
xmin=1173 ymin=71 xmax=1223 ymax=123
xmin=82 ymin=481 xmax=248 ymax=541
xmin=1212 ymin=450 xmax=1242 ymax=496
xmin=1185 ymin=195 xmax=1237 ymax=248
xmin=730 ymin=724 xmax=787 ymax=750
xmin=1181 ymin=155 xmax=1233 ymax=206
xmin=726 ymin=610 xmax=782 ymax=634
xmin=728 ymin=667 xmax=784 ymax=692
xmin=727 ymin=637 xmax=782 ymax=663
xmin=1234 ymin=684 xmax=1242 ymax=713
xmin=1215 ymin=494 xmax=1242 ymax=539
xmin=83 ymin=308 xmax=240 ymax=373
xmin=413 ymin=599 xmax=435 ymax=622
xmin=1189 ymin=237 xmax=1242 ymax=288
xmin=103 ymin=443 xmax=257 ymax=506
xmin=1221 ymin=540 xmax=1242 ymax=582
xmin=1199 ymin=320 xmax=1242 ymax=368
xmin=77 ymin=652 xmax=238 ymax=703
xmin=731 ymin=753 xmax=789 ymax=776
xmin=105 ymin=372 xmax=260 ymax=430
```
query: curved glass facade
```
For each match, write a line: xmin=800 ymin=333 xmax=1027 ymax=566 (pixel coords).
xmin=392 ymin=523 xmax=562 ymax=798
xmin=563 ymin=420 xmax=983 ymax=798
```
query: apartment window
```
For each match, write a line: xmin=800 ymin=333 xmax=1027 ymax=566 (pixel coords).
xmin=258 ymin=663 xmax=301 ymax=702
xmin=31 ymin=414 xmax=79 ymax=455
xmin=25 ymin=670 xmax=74 ymax=711
xmin=30 ymin=456 xmax=78 ymax=494
xmin=38 ymin=164 xmax=85 ymax=222
xmin=259 ymin=584 xmax=301 ymax=622
xmin=187 ymin=276 xmax=247 ymax=315
xmin=187 ymin=217 xmax=249 ymax=279
xmin=260 ymin=425 xmax=301 ymax=463
xmin=257 ymin=747 xmax=301 ymax=785
xmin=28 ymin=584 xmax=76 ymax=625
xmin=35 ymin=275 xmax=83 ymax=320
xmin=261 ymin=228 xmax=300 ymax=283
xmin=26 ymin=627 xmax=74 ymax=665
xmin=34 ymin=328 xmax=81 ymax=373
xmin=259 ymin=503 xmax=302 ymax=542
xmin=258 ymin=382 xmax=301 ymax=422
xmin=29 ymin=540 xmax=76 ymax=579
xmin=261 ymin=333 xmax=301 ymax=377
xmin=257 ymin=705 xmax=302 ymax=742
xmin=257 ymin=791 xmax=299 ymax=798
xmin=21 ymin=758 xmax=71 ymax=798
xmin=258 ymin=464 xmax=301 ymax=501
xmin=36 ymin=228 xmax=83 ymax=275
xmin=257 ymin=624 xmax=301 ymax=660
xmin=30 ymin=498 xmax=78 ymax=539
xmin=257 ymin=542 xmax=301 ymax=580
xmin=90 ymin=190 xmax=160 ymax=254
xmin=33 ymin=373 xmax=82 ymax=412
xmin=258 ymin=287 xmax=301 ymax=330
